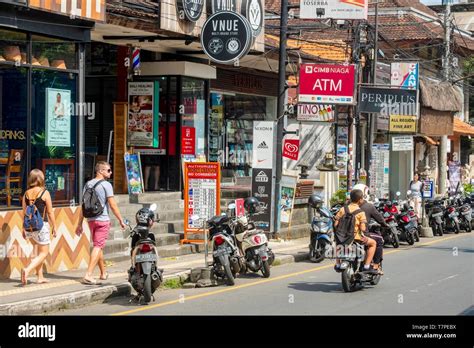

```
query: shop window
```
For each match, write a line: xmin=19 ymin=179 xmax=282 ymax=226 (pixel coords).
xmin=0 ymin=66 xmax=28 ymax=209
xmin=32 ymin=35 xmax=77 ymax=70
xmin=31 ymin=69 xmax=77 ymax=205
xmin=0 ymin=29 xmax=28 ymax=65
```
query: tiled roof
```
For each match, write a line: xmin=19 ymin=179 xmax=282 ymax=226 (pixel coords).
xmin=453 ymin=117 xmax=474 ymax=136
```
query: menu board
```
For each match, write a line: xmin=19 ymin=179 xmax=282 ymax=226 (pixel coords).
xmin=369 ymin=144 xmax=390 ymax=198
xmin=184 ymin=162 xmax=221 ymax=232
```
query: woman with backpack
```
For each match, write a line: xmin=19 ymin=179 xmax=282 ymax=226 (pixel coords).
xmin=21 ymin=169 xmax=57 ymax=285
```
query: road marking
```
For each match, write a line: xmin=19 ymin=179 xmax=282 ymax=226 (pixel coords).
xmin=112 ymin=233 xmax=471 ymax=316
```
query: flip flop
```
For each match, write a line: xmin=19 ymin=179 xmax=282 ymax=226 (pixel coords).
xmin=21 ymin=269 xmax=28 ymax=286
xmin=82 ymin=278 xmax=99 ymax=285
xmin=99 ymin=272 xmax=109 ymax=280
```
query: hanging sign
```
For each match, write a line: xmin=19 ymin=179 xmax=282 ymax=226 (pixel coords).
xmin=359 ymin=87 xmax=417 ymax=114
xmin=300 ymin=0 xmax=368 ymax=20
xmin=391 ymin=62 xmax=419 ymax=90
xmin=389 ymin=115 xmax=417 ymax=133
xmin=181 ymin=126 xmax=196 ymax=155
xmin=242 ymin=0 xmax=264 ymax=37
xmin=392 ymin=135 xmax=414 ymax=151
xmin=299 ymin=64 xmax=356 ymax=104
xmin=209 ymin=0 xmax=237 ymax=13
xmin=297 ymin=104 xmax=335 ymax=122
xmin=177 ymin=0 xmax=204 ymax=22
xmin=283 ymin=139 xmax=300 ymax=161
xmin=201 ymin=11 xmax=252 ymax=65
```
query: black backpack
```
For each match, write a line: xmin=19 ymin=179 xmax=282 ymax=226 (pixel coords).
xmin=81 ymin=180 xmax=106 ymax=218
xmin=335 ymin=205 xmax=363 ymax=245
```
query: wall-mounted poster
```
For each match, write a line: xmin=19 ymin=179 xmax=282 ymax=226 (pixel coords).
xmin=45 ymin=88 xmax=71 ymax=147
xmin=279 ymin=174 xmax=298 ymax=225
xmin=124 ymin=152 xmax=144 ymax=194
xmin=128 ymin=82 xmax=159 ymax=147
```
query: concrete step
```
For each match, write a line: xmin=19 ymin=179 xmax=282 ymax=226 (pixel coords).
xmin=104 ymin=232 xmax=182 ymax=255
xmin=114 ymin=192 xmax=182 ymax=205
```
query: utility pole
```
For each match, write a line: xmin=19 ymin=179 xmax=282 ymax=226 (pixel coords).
xmin=273 ymin=0 xmax=289 ymax=236
xmin=440 ymin=0 xmax=452 ymax=196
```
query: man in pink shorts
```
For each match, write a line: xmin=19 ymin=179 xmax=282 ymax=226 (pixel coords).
xmin=76 ymin=161 xmax=125 ymax=284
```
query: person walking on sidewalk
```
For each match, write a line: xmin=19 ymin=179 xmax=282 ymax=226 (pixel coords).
xmin=76 ymin=161 xmax=125 ymax=285
xmin=409 ymin=173 xmax=423 ymax=219
xmin=21 ymin=169 xmax=57 ymax=285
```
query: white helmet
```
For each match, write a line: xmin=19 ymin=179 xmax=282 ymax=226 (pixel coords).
xmin=352 ymin=184 xmax=370 ymax=201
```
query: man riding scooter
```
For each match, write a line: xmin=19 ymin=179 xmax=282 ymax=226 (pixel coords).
xmin=352 ymin=184 xmax=386 ymax=275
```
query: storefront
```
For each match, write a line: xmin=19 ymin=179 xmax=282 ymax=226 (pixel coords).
xmin=209 ymin=67 xmax=278 ymax=178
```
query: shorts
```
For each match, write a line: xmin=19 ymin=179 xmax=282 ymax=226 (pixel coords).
xmin=25 ymin=222 xmax=51 ymax=245
xmin=88 ymin=220 xmax=111 ymax=249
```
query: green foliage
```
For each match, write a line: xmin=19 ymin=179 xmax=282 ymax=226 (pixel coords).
xmin=31 ymin=132 xmax=74 ymax=159
xmin=162 ymin=277 xmax=184 ymax=289
xmin=330 ymin=189 xmax=347 ymax=207
xmin=463 ymin=183 xmax=473 ymax=195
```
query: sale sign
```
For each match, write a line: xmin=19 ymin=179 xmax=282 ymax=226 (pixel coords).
xmin=283 ymin=139 xmax=300 ymax=160
xmin=181 ymin=126 xmax=195 ymax=155
xmin=299 ymin=64 xmax=356 ymax=104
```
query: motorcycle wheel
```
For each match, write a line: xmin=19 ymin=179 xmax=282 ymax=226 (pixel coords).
xmin=406 ymin=232 xmax=415 ymax=245
xmin=454 ymin=221 xmax=460 ymax=234
xmin=341 ymin=268 xmax=357 ymax=293
xmin=437 ymin=223 xmax=443 ymax=236
xmin=224 ymin=262 xmax=235 ymax=286
xmin=371 ymin=274 xmax=381 ymax=286
xmin=414 ymin=229 xmax=420 ymax=242
xmin=143 ymin=275 xmax=152 ymax=304
xmin=261 ymin=260 xmax=271 ymax=278
xmin=466 ymin=221 xmax=472 ymax=233
xmin=310 ymin=242 xmax=326 ymax=263
xmin=392 ymin=232 xmax=400 ymax=249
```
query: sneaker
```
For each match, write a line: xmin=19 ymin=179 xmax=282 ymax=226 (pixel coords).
xmin=361 ymin=266 xmax=379 ymax=275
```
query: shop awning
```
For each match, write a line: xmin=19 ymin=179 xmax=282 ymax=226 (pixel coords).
xmin=453 ymin=117 xmax=474 ymax=136
xmin=415 ymin=135 xmax=439 ymax=146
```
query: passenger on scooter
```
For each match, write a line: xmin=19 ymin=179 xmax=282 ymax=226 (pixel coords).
xmin=352 ymin=184 xmax=386 ymax=275
xmin=334 ymin=189 xmax=379 ymax=275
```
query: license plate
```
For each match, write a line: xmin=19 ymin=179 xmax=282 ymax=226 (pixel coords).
xmin=405 ymin=222 xmax=415 ymax=230
xmin=135 ymin=253 xmax=157 ymax=262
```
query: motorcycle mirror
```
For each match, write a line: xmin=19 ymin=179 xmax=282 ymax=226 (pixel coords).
xmin=396 ymin=191 xmax=401 ymax=197
xmin=149 ymin=203 xmax=157 ymax=212
xmin=123 ymin=218 xmax=130 ymax=226
xmin=228 ymin=203 xmax=236 ymax=210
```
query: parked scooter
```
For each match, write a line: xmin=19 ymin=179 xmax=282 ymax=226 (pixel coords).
xmin=126 ymin=204 xmax=163 ymax=304
xmin=229 ymin=197 xmax=275 ymax=278
xmin=384 ymin=193 xmax=416 ymax=245
xmin=402 ymin=191 xmax=421 ymax=242
xmin=424 ymin=199 xmax=445 ymax=236
xmin=373 ymin=200 xmax=400 ymax=248
xmin=456 ymin=189 xmax=472 ymax=233
xmin=442 ymin=195 xmax=461 ymax=234
xmin=308 ymin=194 xmax=335 ymax=263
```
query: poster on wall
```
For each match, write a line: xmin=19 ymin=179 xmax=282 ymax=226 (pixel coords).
xmin=391 ymin=62 xmax=419 ymax=90
xmin=252 ymin=121 xmax=275 ymax=169
xmin=369 ymin=144 xmax=390 ymax=198
xmin=279 ymin=174 xmax=298 ymax=225
xmin=181 ymin=127 xmax=196 ymax=156
xmin=45 ymin=88 xmax=71 ymax=147
xmin=251 ymin=168 xmax=273 ymax=232
xmin=184 ymin=162 xmax=221 ymax=234
xmin=128 ymin=82 xmax=159 ymax=147
xmin=448 ymin=161 xmax=461 ymax=193
xmin=337 ymin=126 xmax=349 ymax=190
xmin=124 ymin=153 xmax=144 ymax=194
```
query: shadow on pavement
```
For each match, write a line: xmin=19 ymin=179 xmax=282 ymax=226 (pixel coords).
xmin=459 ymin=305 xmax=474 ymax=315
xmin=287 ymin=281 xmax=342 ymax=293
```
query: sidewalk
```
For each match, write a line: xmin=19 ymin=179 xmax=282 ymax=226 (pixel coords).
xmin=0 ymin=237 xmax=310 ymax=315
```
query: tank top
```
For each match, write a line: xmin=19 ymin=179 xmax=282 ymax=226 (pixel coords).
xmin=24 ymin=189 xmax=48 ymax=222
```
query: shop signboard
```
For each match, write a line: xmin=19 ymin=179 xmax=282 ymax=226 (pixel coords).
xmin=127 ymin=82 xmax=159 ymax=147
xmin=359 ymin=87 xmax=417 ymax=114
xmin=29 ymin=0 xmax=105 ymax=22
xmin=45 ymin=88 xmax=71 ymax=147
xmin=124 ymin=153 xmax=144 ymax=195
xmin=209 ymin=0 xmax=237 ymax=13
xmin=299 ymin=64 xmax=356 ymax=104
xmin=177 ymin=0 xmax=204 ymax=22
xmin=297 ymin=104 xmax=335 ymax=122
xmin=422 ymin=180 xmax=434 ymax=199
xmin=252 ymin=121 xmax=275 ymax=169
xmin=391 ymin=62 xmax=419 ymax=90
xmin=283 ymin=139 xmax=300 ymax=161
xmin=251 ymin=168 xmax=273 ymax=232
xmin=279 ymin=174 xmax=298 ymax=225
xmin=392 ymin=135 xmax=414 ymax=151
xmin=300 ymin=0 xmax=368 ymax=19
xmin=241 ymin=0 xmax=264 ymax=38
xmin=389 ymin=115 xmax=417 ymax=133
xmin=182 ymin=126 xmax=196 ymax=155
xmin=184 ymin=162 xmax=221 ymax=233
xmin=201 ymin=11 xmax=253 ymax=65
xmin=369 ymin=144 xmax=390 ymax=199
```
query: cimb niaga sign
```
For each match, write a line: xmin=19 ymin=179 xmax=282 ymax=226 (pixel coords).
xmin=299 ymin=64 xmax=356 ymax=105
xmin=201 ymin=11 xmax=252 ymax=65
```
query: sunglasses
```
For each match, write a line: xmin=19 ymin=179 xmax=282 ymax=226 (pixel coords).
xmin=102 ymin=168 xmax=112 ymax=173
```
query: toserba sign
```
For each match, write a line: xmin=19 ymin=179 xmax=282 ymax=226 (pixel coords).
xmin=299 ymin=64 xmax=356 ymax=105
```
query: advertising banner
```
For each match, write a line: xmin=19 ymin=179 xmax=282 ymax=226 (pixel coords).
xmin=45 ymin=88 xmax=71 ymax=147
xmin=279 ymin=175 xmax=298 ymax=225
xmin=128 ymin=82 xmax=159 ymax=147
xmin=369 ymin=144 xmax=390 ymax=198
xmin=391 ymin=62 xmax=419 ymax=90
xmin=124 ymin=153 xmax=144 ymax=195
xmin=283 ymin=139 xmax=300 ymax=161
xmin=297 ymin=104 xmax=335 ymax=122
xmin=392 ymin=135 xmax=414 ymax=151
xmin=252 ymin=121 xmax=275 ymax=169
xmin=251 ymin=168 xmax=273 ymax=232
xmin=337 ymin=126 xmax=349 ymax=190
xmin=184 ymin=162 xmax=221 ymax=233
xmin=300 ymin=0 xmax=368 ymax=20
xmin=299 ymin=64 xmax=356 ymax=104
xmin=181 ymin=126 xmax=196 ymax=156
xmin=448 ymin=161 xmax=461 ymax=193
xmin=389 ymin=115 xmax=417 ymax=133
xmin=422 ymin=180 xmax=434 ymax=199
xmin=359 ymin=87 xmax=417 ymax=114
xmin=235 ymin=198 xmax=245 ymax=217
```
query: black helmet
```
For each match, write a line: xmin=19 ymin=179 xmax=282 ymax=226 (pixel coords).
xmin=136 ymin=207 xmax=154 ymax=227
xmin=308 ymin=193 xmax=324 ymax=208
xmin=244 ymin=197 xmax=260 ymax=214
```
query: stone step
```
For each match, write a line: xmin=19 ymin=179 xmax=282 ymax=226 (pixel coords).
xmin=104 ymin=233 xmax=182 ymax=255
xmin=114 ymin=192 xmax=182 ymax=205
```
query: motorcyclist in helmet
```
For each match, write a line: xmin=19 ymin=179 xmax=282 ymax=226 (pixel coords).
xmin=236 ymin=197 xmax=261 ymax=254
xmin=352 ymin=184 xmax=386 ymax=274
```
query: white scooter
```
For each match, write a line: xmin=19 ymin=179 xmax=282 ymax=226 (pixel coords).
xmin=228 ymin=202 xmax=275 ymax=278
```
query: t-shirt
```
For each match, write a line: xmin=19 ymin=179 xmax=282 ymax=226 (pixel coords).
xmin=335 ymin=203 xmax=367 ymax=241
xmin=83 ymin=179 xmax=114 ymax=221
xmin=410 ymin=181 xmax=423 ymax=198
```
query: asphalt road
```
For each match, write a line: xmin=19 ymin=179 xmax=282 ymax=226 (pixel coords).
xmin=54 ymin=233 xmax=473 ymax=316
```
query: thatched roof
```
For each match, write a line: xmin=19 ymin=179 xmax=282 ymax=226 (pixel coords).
xmin=419 ymin=77 xmax=463 ymax=112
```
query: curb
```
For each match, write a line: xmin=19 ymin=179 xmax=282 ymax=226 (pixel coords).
xmin=0 ymin=249 xmax=310 ymax=315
